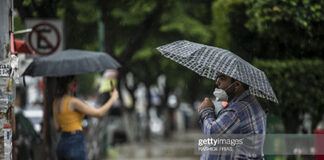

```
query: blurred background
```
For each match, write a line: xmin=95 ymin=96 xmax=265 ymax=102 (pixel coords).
xmin=11 ymin=0 xmax=324 ymax=159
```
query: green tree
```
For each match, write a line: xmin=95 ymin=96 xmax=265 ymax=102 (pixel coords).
xmin=15 ymin=0 xmax=217 ymax=159
xmin=211 ymin=0 xmax=324 ymax=136
xmin=211 ymin=0 xmax=259 ymax=61
xmin=254 ymin=59 xmax=324 ymax=133
xmin=245 ymin=0 xmax=324 ymax=59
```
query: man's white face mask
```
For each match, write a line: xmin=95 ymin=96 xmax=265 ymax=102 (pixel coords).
xmin=213 ymin=88 xmax=228 ymax=101
xmin=213 ymin=82 xmax=237 ymax=102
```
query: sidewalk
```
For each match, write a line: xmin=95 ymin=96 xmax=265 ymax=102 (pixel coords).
xmin=107 ymin=129 xmax=203 ymax=160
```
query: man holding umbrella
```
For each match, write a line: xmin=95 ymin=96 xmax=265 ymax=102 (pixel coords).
xmin=157 ymin=40 xmax=278 ymax=160
xmin=198 ymin=73 xmax=266 ymax=159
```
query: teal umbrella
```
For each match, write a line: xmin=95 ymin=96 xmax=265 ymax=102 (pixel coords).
xmin=15 ymin=112 xmax=37 ymax=137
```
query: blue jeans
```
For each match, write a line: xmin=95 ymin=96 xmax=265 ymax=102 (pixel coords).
xmin=56 ymin=131 xmax=86 ymax=160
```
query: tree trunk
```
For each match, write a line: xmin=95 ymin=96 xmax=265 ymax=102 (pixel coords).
xmin=86 ymin=114 xmax=110 ymax=160
xmin=311 ymin=105 xmax=324 ymax=132
xmin=158 ymin=87 xmax=172 ymax=138
xmin=188 ymin=74 xmax=201 ymax=106
xmin=43 ymin=77 xmax=58 ymax=160
xmin=144 ymin=81 xmax=152 ymax=141
xmin=118 ymin=2 xmax=164 ymax=65
xmin=282 ymin=109 xmax=303 ymax=133
xmin=282 ymin=110 xmax=303 ymax=160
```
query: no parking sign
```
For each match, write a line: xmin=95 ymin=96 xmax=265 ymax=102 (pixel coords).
xmin=25 ymin=19 xmax=64 ymax=55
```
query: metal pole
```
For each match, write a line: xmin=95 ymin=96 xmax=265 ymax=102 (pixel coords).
xmin=98 ymin=10 xmax=105 ymax=52
xmin=0 ymin=0 xmax=14 ymax=159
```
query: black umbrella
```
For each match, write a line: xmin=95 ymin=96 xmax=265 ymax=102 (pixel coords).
xmin=23 ymin=49 xmax=121 ymax=77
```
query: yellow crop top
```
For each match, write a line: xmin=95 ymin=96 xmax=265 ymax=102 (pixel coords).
xmin=54 ymin=96 xmax=85 ymax=132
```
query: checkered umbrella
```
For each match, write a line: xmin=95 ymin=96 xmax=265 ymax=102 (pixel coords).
xmin=157 ymin=40 xmax=278 ymax=103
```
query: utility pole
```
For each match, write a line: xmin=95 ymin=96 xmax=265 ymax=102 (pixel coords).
xmin=0 ymin=0 xmax=14 ymax=159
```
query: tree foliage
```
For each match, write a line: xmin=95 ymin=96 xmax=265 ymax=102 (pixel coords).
xmin=245 ymin=0 xmax=324 ymax=59
xmin=211 ymin=0 xmax=244 ymax=49
xmin=211 ymin=0 xmax=324 ymax=134
xmin=254 ymin=59 xmax=324 ymax=133
xmin=211 ymin=0 xmax=263 ymax=61
xmin=14 ymin=0 xmax=324 ymax=143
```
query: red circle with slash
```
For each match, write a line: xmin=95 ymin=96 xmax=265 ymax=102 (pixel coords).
xmin=28 ymin=22 xmax=61 ymax=55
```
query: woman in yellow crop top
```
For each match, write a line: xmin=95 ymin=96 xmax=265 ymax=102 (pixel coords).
xmin=52 ymin=76 xmax=118 ymax=160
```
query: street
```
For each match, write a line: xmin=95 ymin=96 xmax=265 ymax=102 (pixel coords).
xmin=109 ymin=129 xmax=202 ymax=160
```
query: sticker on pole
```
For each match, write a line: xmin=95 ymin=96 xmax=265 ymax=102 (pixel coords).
xmin=28 ymin=22 xmax=61 ymax=55
xmin=0 ymin=60 xmax=10 ymax=77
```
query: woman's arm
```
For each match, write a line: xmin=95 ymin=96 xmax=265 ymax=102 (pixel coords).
xmin=53 ymin=116 xmax=60 ymax=131
xmin=52 ymin=104 xmax=60 ymax=131
xmin=71 ymin=89 xmax=119 ymax=117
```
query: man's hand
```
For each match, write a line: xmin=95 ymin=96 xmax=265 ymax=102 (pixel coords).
xmin=198 ymin=98 xmax=215 ymax=113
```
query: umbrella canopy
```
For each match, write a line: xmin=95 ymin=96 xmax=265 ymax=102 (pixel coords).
xmin=23 ymin=49 xmax=121 ymax=77
xmin=15 ymin=112 xmax=37 ymax=137
xmin=157 ymin=40 xmax=278 ymax=103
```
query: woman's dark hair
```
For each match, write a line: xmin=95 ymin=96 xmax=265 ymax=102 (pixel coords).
xmin=55 ymin=76 xmax=75 ymax=98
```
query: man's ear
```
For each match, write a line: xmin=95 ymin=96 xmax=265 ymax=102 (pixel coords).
xmin=234 ymin=81 xmax=242 ymax=89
